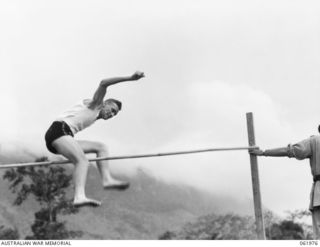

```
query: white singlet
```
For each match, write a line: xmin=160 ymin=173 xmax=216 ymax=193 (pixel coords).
xmin=56 ymin=99 xmax=101 ymax=134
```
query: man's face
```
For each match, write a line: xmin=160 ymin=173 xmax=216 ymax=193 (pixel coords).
xmin=100 ymin=102 xmax=120 ymax=120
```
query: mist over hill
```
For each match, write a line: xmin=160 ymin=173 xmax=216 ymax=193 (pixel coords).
xmin=0 ymin=166 xmax=253 ymax=239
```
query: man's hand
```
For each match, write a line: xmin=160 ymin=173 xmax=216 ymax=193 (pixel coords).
xmin=249 ymin=148 xmax=264 ymax=156
xmin=131 ymin=71 xmax=145 ymax=80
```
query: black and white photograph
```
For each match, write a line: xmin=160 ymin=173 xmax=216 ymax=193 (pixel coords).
xmin=0 ymin=0 xmax=319 ymax=244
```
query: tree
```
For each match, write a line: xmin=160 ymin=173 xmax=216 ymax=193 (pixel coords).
xmin=264 ymin=210 xmax=312 ymax=240
xmin=159 ymin=211 xmax=313 ymax=240
xmin=159 ymin=214 xmax=257 ymax=240
xmin=263 ymin=209 xmax=280 ymax=238
xmin=0 ymin=225 xmax=19 ymax=240
xmin=285 ymin=210 xmax=313 ymax=239
xmin=3 ymin=157 xmax=82 ymax=239
xmin=159 ymin=231 xmax=177 ymax=240
xmin=267 ymin=220 xmax=304 ymax=240
xmin=286 ymin=209 xmax=311 ymax=222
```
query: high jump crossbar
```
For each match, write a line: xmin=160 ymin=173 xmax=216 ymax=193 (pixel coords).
xmin=0 ymin=146 xmax=258 ymax=169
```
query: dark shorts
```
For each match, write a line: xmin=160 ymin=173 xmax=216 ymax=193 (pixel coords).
xmin=45 ymin=121 xmax=74 ymax=154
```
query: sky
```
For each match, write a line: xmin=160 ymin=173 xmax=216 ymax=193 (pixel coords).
xmin=0 ymin=0 xmax=320 ymax=217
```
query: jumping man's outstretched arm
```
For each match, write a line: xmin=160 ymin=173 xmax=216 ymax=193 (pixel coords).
xmin=90 ymin=71 xmax=145 ymax=108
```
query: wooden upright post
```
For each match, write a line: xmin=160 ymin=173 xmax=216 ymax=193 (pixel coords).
xmin=246 ymin=112 xmax=266 ymax=240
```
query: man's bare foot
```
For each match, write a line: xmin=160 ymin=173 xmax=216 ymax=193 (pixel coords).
xmin=103 ymin=180 xmax=130 ymax=191
xmin=73 ymin=198 xmax=101 ymax=208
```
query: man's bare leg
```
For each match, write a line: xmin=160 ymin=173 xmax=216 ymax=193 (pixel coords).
xmin=77 ymin=140 xmax=129 ymax=190
xmin=52 ymin=136 xmax=101 ymax=207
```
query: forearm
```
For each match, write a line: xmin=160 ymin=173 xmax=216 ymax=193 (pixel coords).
xmin=100 ymin=76 xmax=133 ymax=87
xmin=90 ymin=71 xmax=144 ymax=107
xmin=262 ymin=147 xmax=289 ymax=157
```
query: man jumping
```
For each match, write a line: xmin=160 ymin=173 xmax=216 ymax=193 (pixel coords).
xmin=45 ymin=71 xmax=145 ymax=208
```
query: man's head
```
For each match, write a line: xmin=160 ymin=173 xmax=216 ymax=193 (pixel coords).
xmin=98 ymin=98 xmax=122 ymax=120
xmin=318 ymin=125 xmax=320 ymax=133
